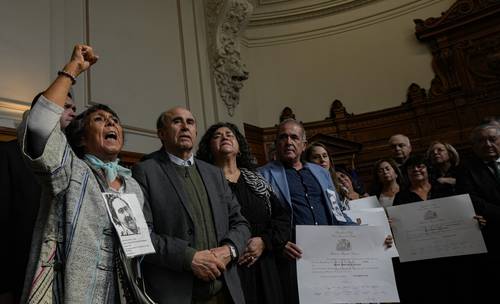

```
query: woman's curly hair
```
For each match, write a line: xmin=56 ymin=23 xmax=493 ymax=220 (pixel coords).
xmin=196 ymin=122 xmax=256 ymax=170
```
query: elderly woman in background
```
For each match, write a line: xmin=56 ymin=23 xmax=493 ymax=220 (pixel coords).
xmin=370 ymin=159 xmax=401 ymax=208
xmin=426 ymin=141 xmax=460 ymax=197
xmin=18 ymin=45 xmax=145 ymax=303
xmin=196 ymin=122 xmax=290 ymax=304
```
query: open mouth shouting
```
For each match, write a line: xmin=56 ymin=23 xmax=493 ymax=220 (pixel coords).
xmin=104 ymin=130 xmax=118 ymax=141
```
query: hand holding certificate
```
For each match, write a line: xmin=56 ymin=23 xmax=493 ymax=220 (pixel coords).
xmin=296 ymin=225 xmax=400 ymax=304
xmin=344 ymin=207 xmax=399 ymax=258
xmin=386 ymin=194 xmax=487 ymax=262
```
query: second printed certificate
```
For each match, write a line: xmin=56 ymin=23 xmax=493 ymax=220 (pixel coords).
xmin=296 ymin=225 xmax=400 ymax=304
xmin=386 ymin=194 xmax=487 ymax=262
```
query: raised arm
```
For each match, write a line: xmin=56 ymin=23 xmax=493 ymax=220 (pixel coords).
xmin=44 ymin=44 xmax=98 ymax=107
xmin=23 ymin=45 xmax=98 ymax=158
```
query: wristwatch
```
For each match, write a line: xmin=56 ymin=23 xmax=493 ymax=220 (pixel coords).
xmin=228 ymin=244 xmax=237 ymax=261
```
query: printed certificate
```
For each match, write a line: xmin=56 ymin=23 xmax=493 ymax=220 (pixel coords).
xmin=349 ymin=195 xmax=381 ymax=210
xmin=386 ymin=194 xmax=487 ymax=262
xmin=296 ymin=225 xmax=400 ymax=303
xmin=344 ymin=207 xmax=399 ymax=258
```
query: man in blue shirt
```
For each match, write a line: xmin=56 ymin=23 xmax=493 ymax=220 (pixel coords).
xmin=259 ymin=118 xmax=353 ymax=304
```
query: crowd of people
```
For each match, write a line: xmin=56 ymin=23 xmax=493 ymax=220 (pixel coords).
xmin=1 ymin=44 xmax=499 ymax=304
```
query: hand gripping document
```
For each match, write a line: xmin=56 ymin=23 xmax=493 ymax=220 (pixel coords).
xmin=296 ymin=225 xmax=400 ymax=303
xmin=386 ymin=194 xmax=487 ymax=262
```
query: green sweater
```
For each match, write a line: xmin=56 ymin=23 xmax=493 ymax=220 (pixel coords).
xmin=173 ymin=163 xmax=222 ymax=299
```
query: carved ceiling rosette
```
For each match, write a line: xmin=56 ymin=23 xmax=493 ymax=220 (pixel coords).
xmin=206 ymin=0 xmax=254 ymax=116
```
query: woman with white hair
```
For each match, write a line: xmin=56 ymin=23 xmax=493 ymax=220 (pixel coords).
xmin=425 ymin=141 xmax=460 ymax=197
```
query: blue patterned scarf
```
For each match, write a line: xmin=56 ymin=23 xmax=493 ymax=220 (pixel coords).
xmin=84 ymin=154 xmax=131 ymax=183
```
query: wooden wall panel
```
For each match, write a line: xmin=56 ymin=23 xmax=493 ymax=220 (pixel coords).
xmin=0 ymin=127 xmax=16 ymax=142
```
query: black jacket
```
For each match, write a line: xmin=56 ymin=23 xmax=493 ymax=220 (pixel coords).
xmin=456 ymin=156 xmax=500 ymax=255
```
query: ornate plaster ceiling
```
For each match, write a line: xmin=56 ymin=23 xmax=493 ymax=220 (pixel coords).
xmin=243 ymin=0 xmax=447 ymax=47
xmin=249 ymin=0 xmax=382 ymax=26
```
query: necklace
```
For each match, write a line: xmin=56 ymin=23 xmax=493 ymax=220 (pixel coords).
xmin=225 ymin=169 xmax=241 ymax=183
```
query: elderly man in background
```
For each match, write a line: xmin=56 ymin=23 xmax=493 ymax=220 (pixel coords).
xmin=132 ymin=106 xmax=250 ymax=304
xmin=456 ymin=122 xmax=500 ymax=302
xmin=457 ymin=123 xmax=500 ymax=254
xmin=388 ymin=133 xmax=412 ymax=188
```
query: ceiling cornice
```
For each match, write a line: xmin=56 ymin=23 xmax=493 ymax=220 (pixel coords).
xmin=249 ymin=0 xmax=381 ymax=26
xmin=243 ymin=0 xmax=445 ymax=47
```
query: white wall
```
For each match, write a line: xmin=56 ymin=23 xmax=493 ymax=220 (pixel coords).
xmin=0 ymin=0 xmax=53 ymax=128
xmin=0 ymin=0 xmax=459 ymax=143
xmin=240 ymin=0 xmax=456 ymax=127
xmin=0 ymin=0 xmax=217 ymax=153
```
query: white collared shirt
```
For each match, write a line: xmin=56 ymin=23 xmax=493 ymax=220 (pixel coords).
xmin=168 ymin=152 xmax=194 ymax=167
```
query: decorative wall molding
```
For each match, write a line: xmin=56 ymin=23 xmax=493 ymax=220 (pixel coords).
xmin=206 ymin=0 xmax=253 ymax=116
xmin=415 ymin=0 xmax=500 ymax=98
xmin=250 ymin=0 xmax=380 ymax=26
xmin=243 ymin=0 xmax=444 ymax=47
xmin=329 ymin=99 xmax=353 ymax=120
xmin=0 ymin=96 xmax=31 ymax=128
xmin=279 ymin=106 xmax=296 ymax=122
xmin=0 ymin=98 xmax=30 ymax=112
xmin=259 ymin=0 xmax=289 ymax=5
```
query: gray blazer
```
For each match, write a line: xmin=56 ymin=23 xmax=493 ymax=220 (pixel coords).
xmin=132 ymin=150 xmax=250 ymax=304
